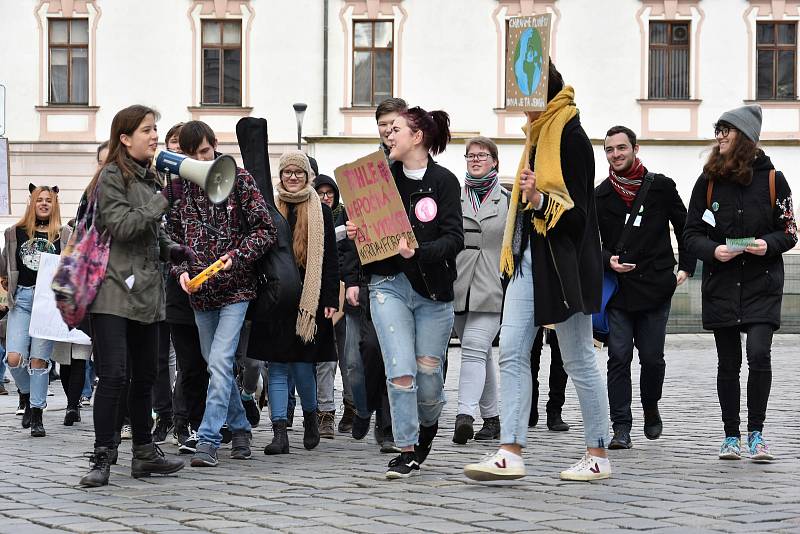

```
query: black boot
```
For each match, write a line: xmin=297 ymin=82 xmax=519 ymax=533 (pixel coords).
xmin=474 ymin=416 xmax=501 ymax=441
xmin=415 ymin=422 xmax=438 ymax=464
xmin=264 ymin=420 xmax=289 ymax=455
xmin=643 ymin=406 xmax=663 ymax=440
xmin=452 ymin=414 xmax=474 ymax=444
xmin=64 ymin=407 xmax=81 ymax=426
xmin=338 ymin=398 xmax=355 ymax=434
xmin=79 ymin=447 xmax=111 ymax=487
xmin=130 ymin=442 xmax=185 ymax=479
xmin=547 ymin=412 xmax=570 ymax=432
xmin=303 ymin=411 xmax=320 ymax=450
xmin=30 ymin=408 xmax=46 ymax=437
xmin=20 ymin=393 xmax=32 ymax=429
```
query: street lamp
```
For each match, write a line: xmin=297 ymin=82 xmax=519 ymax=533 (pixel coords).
xmin=293 ymin=103 xmax=307 ymax=150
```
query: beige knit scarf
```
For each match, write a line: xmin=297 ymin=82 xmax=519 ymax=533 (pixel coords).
xmin=276 ymin=183 xmax=325 ymax=343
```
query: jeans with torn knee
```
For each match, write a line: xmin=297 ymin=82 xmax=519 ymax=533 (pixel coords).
xmin=368 ymin=273 xmax=453 ymax=448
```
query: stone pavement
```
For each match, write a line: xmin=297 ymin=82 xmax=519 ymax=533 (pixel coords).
xmin=0 ymin=334 xmax=799 ymax=533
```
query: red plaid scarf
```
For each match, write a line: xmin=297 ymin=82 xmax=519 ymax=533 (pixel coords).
xmin=609 ymin=158 xmax=646 ymax=208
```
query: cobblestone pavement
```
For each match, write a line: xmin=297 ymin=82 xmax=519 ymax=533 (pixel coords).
xmin=0 ymin=334 xmax=798 ymax=533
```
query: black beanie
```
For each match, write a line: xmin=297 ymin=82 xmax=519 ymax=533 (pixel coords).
xmin=313 ymin=174 xmax=340 ymax=208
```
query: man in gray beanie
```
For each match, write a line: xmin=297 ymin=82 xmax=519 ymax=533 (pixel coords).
xmin=717 ymin=104 xmax=762 ymax=143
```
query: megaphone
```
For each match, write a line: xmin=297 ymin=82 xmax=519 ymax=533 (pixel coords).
xmin=153 ymin=149 xmax=236 ymax=205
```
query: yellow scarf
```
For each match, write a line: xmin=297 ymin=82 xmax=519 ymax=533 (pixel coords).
xmin=500 ymin=86 xmax=578 ymax=277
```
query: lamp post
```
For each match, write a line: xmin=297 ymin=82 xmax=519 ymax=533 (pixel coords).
xmin=293 ymin=103 xmax=307 ymax=150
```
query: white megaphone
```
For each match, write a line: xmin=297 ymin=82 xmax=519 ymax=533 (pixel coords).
xmin=153 ymin=149 xmax=236 ymax=204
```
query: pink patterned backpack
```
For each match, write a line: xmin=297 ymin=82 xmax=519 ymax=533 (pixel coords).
xmin=51 ymin=185 xmax=111 ymax=329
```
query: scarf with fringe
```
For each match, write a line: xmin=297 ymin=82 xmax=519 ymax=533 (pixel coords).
xmin=276 ymin=183 xmax=325 ymax=343
xmin=500 ymin=86 xmax=578 ymax=277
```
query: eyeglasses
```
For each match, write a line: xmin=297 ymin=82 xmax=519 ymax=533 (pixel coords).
xmin=281 ymin=169 xmax=307 ymax=179
xmin=714 ymin=124 xmax=736 ymax=138
xmin=465 ymin=153 xmax=491 ymax=162
xmin=318 ymin=191 xmax=335 ymax=199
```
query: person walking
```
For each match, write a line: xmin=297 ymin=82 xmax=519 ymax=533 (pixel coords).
xmin=684 ymin=105 xmax=796 ymax=462
xmin=464 ymin=62 xmax=612 ymax=482
xmin=1 ymin=185 xmax=69 ymax=437
xmin=596 ymin=125 xmax=696 ymax=449
xmin=451 ymin=136 xmax=507 ymax=445
xmin=346 ymin=106 xmax=463 ymax=479
xmin=79 ymin=105 xmax=190 ymax=487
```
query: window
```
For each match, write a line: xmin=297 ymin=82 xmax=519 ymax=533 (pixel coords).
xmin=648 ymin=21 xmax=690 ymax=100
xmin=48 ymin=19 xmax=89 ymax=104
xmin=757 ymin=22 xmax=797 ymax=100
xmin=202 ymin=20 xmax=242 ymax=105
xmin=352 ymin=20 xmax=393 ymax=106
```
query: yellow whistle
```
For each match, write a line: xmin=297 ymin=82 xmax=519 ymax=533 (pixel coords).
xmin=187 ymin=259 xmax=225 ymax=291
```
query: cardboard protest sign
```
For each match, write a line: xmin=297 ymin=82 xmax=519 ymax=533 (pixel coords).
xmin=505 ymin=14 xmax=552 ymax=111
xmin=29 ymin=252 xmax=91 ymax=345
xmin=335 ymin=150 xmax=418 ymax=265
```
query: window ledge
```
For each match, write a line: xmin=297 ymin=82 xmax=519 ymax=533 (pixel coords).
xmin=340 ymin=107 xmax=377 ymax=114
xmin=36 ymin=105 xmax=99 ymax=112
xmin=637 ymin=99 xmax=702 ymax=106
xmin=744 ymin=99 xmax=800 ymax=107
xmin=188 ymin=106 xmax=253 ymax=113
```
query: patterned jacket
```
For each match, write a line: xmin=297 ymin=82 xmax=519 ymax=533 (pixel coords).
xmin=168 ymin=167 xmax=277 ymax=311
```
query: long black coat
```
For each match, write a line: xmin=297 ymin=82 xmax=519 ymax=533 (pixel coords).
xmin=250 ymin=202 xmax=340 ymax=362
xmin=596 ymin=173 xmax=696 ymax=312
xmin=528 ymin=116 xmax=602 ymax=326
xmin=683 ymin=153 xmax=797 ymax=330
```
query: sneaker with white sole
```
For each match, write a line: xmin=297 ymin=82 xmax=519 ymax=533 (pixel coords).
xmin=747 ymin=431 xmax=774 ymax=463
xmin=559 ymin=451 xmax=611 ymax=481
xmin=464 ymin=449 xmax=526 ymax=481
xmin=385 ymin=451 xmax=420 ymax=479
xmin=719 ymin=437 xmax=742 ymax=460
xmin=120 ymin=424 xmax=133 ymax=440
xmin=179 ymin=430 xmax=199 ymax=454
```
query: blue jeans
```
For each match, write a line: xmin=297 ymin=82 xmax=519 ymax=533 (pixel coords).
xmin=0 ymin=341 xmax=7 ymax=382
xmin=268 ymin=362 xmax=317 ymax=420
xmin=368 ymin=273 xmax=454 ymax=448
xmin=499 ymin=244 xmax=609 ymax=449
xmin=5 ymin=286 xmax=54 ymax=409
xmin=344 ymin=311 xmax=369 ymax=418
xmin=82 ymin=359 xmax=95 ymax=398
xmin=194 ymin=301 xmax=251 ymax=449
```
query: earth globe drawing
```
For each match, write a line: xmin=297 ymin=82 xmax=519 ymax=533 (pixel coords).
xmin=513 ymin=28 xmax=543 ymax=96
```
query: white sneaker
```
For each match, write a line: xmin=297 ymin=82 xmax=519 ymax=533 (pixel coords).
xmin=464 ymin=449 xmax=526 ymax=481
xmin=120 ymin=424 xmax=133 ymax=440
xmin=559 ymin=451 xmax=611 ymax=481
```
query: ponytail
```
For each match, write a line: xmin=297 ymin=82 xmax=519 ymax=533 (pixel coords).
xmin=401 ymin=107 xmax=452 ymax=156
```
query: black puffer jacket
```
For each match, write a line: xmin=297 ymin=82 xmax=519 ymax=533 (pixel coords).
xmin=683 ymin=152 xmax=797 ymax=330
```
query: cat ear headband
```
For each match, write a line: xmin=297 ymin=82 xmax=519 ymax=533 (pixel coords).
xmin=29 ymin=183 xmax=59 ymax=194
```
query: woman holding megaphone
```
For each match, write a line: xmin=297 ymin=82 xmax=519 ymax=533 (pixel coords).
xmin=80 ymin=105 xmax=194 ymax=487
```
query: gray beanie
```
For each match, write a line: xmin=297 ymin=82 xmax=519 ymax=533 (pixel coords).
xmin=718 ymin=104 xmax=762 ymax=143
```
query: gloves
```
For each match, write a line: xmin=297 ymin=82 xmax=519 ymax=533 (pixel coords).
xmin=169 ymin=245 xmax=196 ymax=265
xmin=161 ymin=177 xmax=185 ymax=205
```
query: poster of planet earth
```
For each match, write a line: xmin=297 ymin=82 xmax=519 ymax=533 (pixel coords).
xmin=505 ymin=14 xmax=551 ymax=111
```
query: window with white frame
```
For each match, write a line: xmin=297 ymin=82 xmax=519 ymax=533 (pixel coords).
xmin=48 ymin=19 xmax=89 ymax=104
xmin=201 ymin=20 xmax=242 ymax=105
xmin=757 ymin=21 xmax=797 ymax=100
xmin=352 ymin=20 xmax=393 ymax=107
xmin=648 ymin=21 xmax=690 ymax=100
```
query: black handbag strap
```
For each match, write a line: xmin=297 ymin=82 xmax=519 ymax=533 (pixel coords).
xmin=614 ymin=171 xmax=654 ymax=253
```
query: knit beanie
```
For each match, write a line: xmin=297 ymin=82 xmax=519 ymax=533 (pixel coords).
xmin=718 ymin=104 xmax=762 ymax=143
xmin=278 ymin=150 xmax=312 ymax=182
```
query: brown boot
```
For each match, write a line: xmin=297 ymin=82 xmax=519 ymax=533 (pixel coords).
xmin=318 ymin=410 xmax=335 ymax=439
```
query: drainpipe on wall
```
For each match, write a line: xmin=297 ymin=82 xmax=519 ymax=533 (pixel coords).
xmin=323 ymin=0 xmax=329 ymax=136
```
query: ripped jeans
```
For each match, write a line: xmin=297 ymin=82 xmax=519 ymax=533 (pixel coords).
xmin=368 ymin=273 xmax=454 ymax=448
xmin=5 ymin=286 xmax=54 ymax=409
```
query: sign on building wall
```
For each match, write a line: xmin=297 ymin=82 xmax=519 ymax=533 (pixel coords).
xmin=335 ymin=150 xmax=417 ymax=265
xmin=505 ymin=14 xmax=552 ymax=111
xmin=0 ymin=138 xmax=10 ymax=214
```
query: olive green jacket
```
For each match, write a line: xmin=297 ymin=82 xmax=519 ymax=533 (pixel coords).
xmin=89 ymin=159 xmax=177 ymax=324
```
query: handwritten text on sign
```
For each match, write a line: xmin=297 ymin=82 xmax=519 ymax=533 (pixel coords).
xmin=335 ymin=150 xmax=418 ymax=264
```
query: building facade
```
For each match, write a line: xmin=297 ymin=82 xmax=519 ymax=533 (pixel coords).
xmin=0 ymin=0 xmax=798 ymax=327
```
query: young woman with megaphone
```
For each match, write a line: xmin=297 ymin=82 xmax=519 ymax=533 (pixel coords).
xmin=80 ymin=105 xmax=195 ymax=487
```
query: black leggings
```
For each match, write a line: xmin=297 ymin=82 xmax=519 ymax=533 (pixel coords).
xmin=59 ymin=358 xmax=87 ymax=410
xmin=170 ymin=322 xmax=208 ymax=431
xmin=90 ymin=314 xmax=159 ymax=448
xmin=713 ymin=323 xmax=773 ymax=438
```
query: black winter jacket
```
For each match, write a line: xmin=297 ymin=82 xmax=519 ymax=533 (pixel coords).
xmin=683 ymin=153 xmax=797 ymax=330
xmin=363 ymin=158 xmax=464 ymax=302
xmin=251 ymin=202 xmax=340 ymax=362
xmin=527 ymin=115 xmax=602 ymax=325
xmin=596 ymin=173 xmax=697 ymax=312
